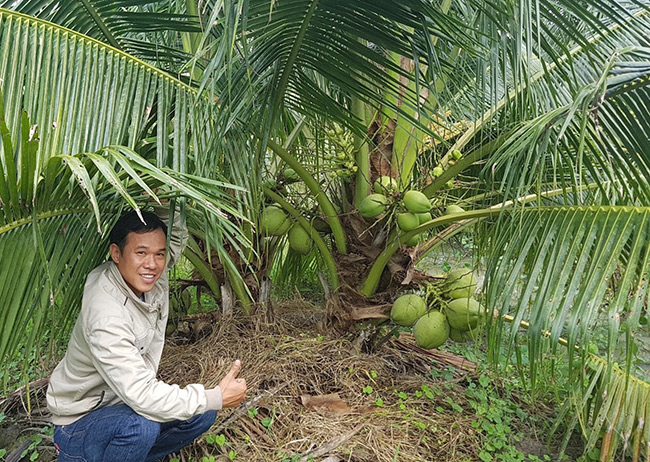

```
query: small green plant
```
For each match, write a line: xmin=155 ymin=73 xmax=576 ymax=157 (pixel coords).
xmin=362 ymin=385 xmax=373 ymax=394
xmin=280 ymin=455 xmax=311 ymax=462
xmin=205 ymin=433 xmax=227 ymax=447
xmin=261 ymin=416 xmax=273 ymax=428
xmin=445 ymin=396 xmax=463 ymax=413
xmin=228 ymin=449 xmax=237 ymax=460
xmin=20 ymin=435 xmax=42 ymax=461
xmin=413 ymin=421 xmax=427 ymax=431
xmin=528 ymin=455 xmax=551 ymax=462
xmin=200 ymin=456 xmax=216 ymax=462
xmin=466 ymin=374 xmax=541 ymax=462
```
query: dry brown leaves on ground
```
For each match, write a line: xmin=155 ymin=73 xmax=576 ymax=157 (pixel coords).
xmin=158 ymin=301 xmax=483 ymax=462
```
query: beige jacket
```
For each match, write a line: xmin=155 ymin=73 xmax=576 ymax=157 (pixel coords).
xmin=46 ymin=208 xmax=222 ymax=425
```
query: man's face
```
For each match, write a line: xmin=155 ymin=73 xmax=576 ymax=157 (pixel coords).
xmin=109 ymin=229 xmax=167 ymax=298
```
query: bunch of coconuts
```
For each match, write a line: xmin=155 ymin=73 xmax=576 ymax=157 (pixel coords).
xmin=260 ymin=204 xmax=313 ymax=255
xmin=389 ymin=268 xmax=486 ymax=349
xmin=358 ymin=176 xmax=432 ymax=247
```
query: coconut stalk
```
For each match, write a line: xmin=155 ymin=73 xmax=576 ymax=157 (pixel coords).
xmin=361 ymin=181 xmax=606 ymax=297
xmin=352 ymin=96 xmax=371 ymax=208
xmin=359 ymin=208 xmax=502 ymax=296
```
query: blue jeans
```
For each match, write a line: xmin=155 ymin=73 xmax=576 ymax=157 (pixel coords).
xmin=53 ymin=404 xmax=217 ymax=462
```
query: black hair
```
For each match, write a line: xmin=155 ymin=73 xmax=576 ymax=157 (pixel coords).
xmin=109 ymin=210 xmax=168 ymax=252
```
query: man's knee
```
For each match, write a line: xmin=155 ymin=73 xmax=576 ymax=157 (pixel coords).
xmin=120 ymin=413 xmax=161 ymax=446
xmin=179 ymin=410 xmax=217 ymax=434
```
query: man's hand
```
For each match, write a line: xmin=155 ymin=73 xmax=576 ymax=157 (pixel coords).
xmin=218 ymin=359 xmax=247 ymax=408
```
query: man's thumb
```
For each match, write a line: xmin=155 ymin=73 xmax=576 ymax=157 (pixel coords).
xmin=227 ymin=359 xmax=241 ymax=378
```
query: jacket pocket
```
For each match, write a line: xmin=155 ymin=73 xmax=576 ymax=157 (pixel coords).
xmin=134 ymin=328 xmax=154 ymax=355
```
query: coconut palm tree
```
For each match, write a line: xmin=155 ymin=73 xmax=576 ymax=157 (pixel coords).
xmin=3 ymin=1 xmax=650 ymax=460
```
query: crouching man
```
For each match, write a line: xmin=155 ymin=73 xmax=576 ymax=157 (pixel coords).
xmin=46 ymin=207 xmax=247 ymax=462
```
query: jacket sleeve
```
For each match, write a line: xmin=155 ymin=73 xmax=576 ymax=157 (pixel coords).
xmin=85 ymin=315 xmax=222 ymax=422
xmin=152 ymin=204 xmax=188 ymax=269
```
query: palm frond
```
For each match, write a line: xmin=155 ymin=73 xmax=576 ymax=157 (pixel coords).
xmin=471 ymin=44 xmax=650 ymax=460
xmin=199 ymin=0 xmax=476 ymax=138
xmin=482 ymin=204 xmax=650 ymax=459
xmin=485 ymin=48 xmax=650 ymax=205
xmin=1 ymin=0 xmax=200 ymax=67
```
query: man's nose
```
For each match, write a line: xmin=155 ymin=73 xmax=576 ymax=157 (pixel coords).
xmin=144 ymin=254 xmax=157 ymax=268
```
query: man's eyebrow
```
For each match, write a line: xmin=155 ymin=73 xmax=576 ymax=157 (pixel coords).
xmin=134 ymin=245 xmax=167 ymax=252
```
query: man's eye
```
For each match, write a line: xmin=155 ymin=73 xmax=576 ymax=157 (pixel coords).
xmin=137 ymin=251 xmax=145 ymax=255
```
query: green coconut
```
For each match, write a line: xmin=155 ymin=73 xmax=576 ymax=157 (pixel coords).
xmin=397 ymin=212 xmax=420 ymax=231
xmin=444 ymin=204 xmax=465 ymax=215
xmin=413 ymin=311 xmax=450 ymax=349
xmin=416 ymin=212 xmax=432 ymax=224
xmin=432 ymin=166 xmax=444 ymax=177
xmin=283 ymin=168 xmax=300 ymax=182
xmin=401 ymin=234 xmax=420 ymax=247
xmin=451 ymin=149 xmax=463 ymax=160
xmin=359 ymin=193 xmax=388 ymax=218
xmin=374 ymin=176 xmax=398 ymax=194
xmin=261 ymin=205 xmax=291 ymax=236
xmin=403 ymin=190 xmax=430 ymax=213
xmin=445 ymin=297 xmax=486 ymax=332
xmin=444 ymin=268 xmax=477 ymax=299
xmin=288 ymin=224 xmax=313 ymax=255
xmin=262 ymin=178 xmax=278 ymax=190
xmin=390 ymin=294 xmax=427 ymax=327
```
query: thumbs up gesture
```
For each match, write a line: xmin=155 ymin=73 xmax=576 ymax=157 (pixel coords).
xmin=218 ymin=359 xmax=247 ymax=408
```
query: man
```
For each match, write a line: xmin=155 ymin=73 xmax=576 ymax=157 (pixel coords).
xmin=46 ymin=207 xmax=247 ymax=461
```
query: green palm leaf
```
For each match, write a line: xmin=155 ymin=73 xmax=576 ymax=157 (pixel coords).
xmin=1 ymin=0 xmax=200 ymax=66
xmin=478 ymin=50 xmax=650 ymax=458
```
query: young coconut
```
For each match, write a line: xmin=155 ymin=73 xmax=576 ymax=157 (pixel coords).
xmin=403 ymin=190 xmax=431 ymax=214
xmin=445 ymin=297 xmax=486 ymax=332
xmin=374 ymin=176 xmax=398 ymax=194
xmin=397 ymin=212 xmax=420 ymax=231
xmin=359 ymin=193 xmax=388 ymax=218
xmin=444 ymin=204 xmax=465 ymax=215
xmin=288 ymin=223 xmax=313 ymax=255
xmin=390 ymin=294 xmax=427 ymax=327
xmin=416 ymin=212 xmax=432 ymax=224
xmin=444 ymin=268 xmax=477 ymax=299
xmin=261 ymin=205 xmax=291 ymax=236
xmin=449 ymin=326 xmax=481 ymax=343
xmin=412 ymin=311 xmax=450 ymax=349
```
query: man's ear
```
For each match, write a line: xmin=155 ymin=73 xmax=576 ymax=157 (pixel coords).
xmin=109 ymin=243 xmax=121 ymax=264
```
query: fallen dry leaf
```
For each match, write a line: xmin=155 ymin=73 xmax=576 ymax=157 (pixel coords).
xmin=299 ymin=393 xmax=352 ymax=415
